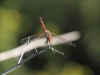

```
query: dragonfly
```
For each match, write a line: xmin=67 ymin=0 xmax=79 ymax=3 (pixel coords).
xmin=20 ymin=17 xmax=76 ymax=47
xmin=18 ymin=17 xmax=76 ymax=64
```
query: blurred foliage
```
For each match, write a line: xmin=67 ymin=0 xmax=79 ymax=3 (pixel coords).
xmin=0 ymin=0 xmax=100 ymax=75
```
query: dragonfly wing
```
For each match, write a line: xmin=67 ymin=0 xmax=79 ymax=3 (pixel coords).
xmin=51 ymin=32 xmax=76 ymax=47
xmin=20 ymin=32 xmax=45 ymax=44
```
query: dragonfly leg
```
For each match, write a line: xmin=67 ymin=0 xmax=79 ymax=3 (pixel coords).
xmin=35 ymin=48 xmax=38 ymax=53
xmin=51 ymin=47 xmax=56 ymax=53
xmin=50 ymin=47 xmax=64 ymax=55
xmin=44 ymin=40 xmax=64 ymax=55
xmin=44 ymin=40 xmax=51 ymax=47
xmin=48 ymin=42 xmax=52 ymax=49
xmin=44 ymin=40 xmax=47 ymax=47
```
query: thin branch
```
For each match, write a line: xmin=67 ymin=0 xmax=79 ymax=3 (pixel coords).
xmin=0 ymin=46 xmax=65 ymax=75
xmin=0 ymin=48 xmax=50 ymax=75
xmin=0 ymin=31 xmax=80 ymax=75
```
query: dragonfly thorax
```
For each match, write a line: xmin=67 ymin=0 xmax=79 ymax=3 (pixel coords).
xmin=44 ymin=30 xmax=53 ymax=42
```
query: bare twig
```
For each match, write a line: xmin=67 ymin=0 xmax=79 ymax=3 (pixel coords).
xmin=0 ymin=31 xmax=80 ymax=75
xmin=0 ymin=46 xmax=66 ymax=75
xmin=0 ymin=47 xmax=50 ymax=75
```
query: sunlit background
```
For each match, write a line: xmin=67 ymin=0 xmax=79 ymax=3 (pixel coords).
xmin=0 ymin=0 xmax=100 ymax=75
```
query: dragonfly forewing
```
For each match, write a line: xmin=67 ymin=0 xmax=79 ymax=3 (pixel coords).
xmin=20 ymin=32 xmax=45 ymax=44
xmin=51 ymin=32 xmax=76 ymax=47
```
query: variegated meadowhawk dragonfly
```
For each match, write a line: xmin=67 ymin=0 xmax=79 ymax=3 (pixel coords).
xmin=20 ymin=17 xmax=76 ymax=47
xmin=18 ymin=17 xmax=76 ymax=64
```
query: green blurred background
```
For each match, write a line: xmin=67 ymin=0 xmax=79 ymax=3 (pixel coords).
xmin=0 ymin=0 xmax=100 ymax=75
